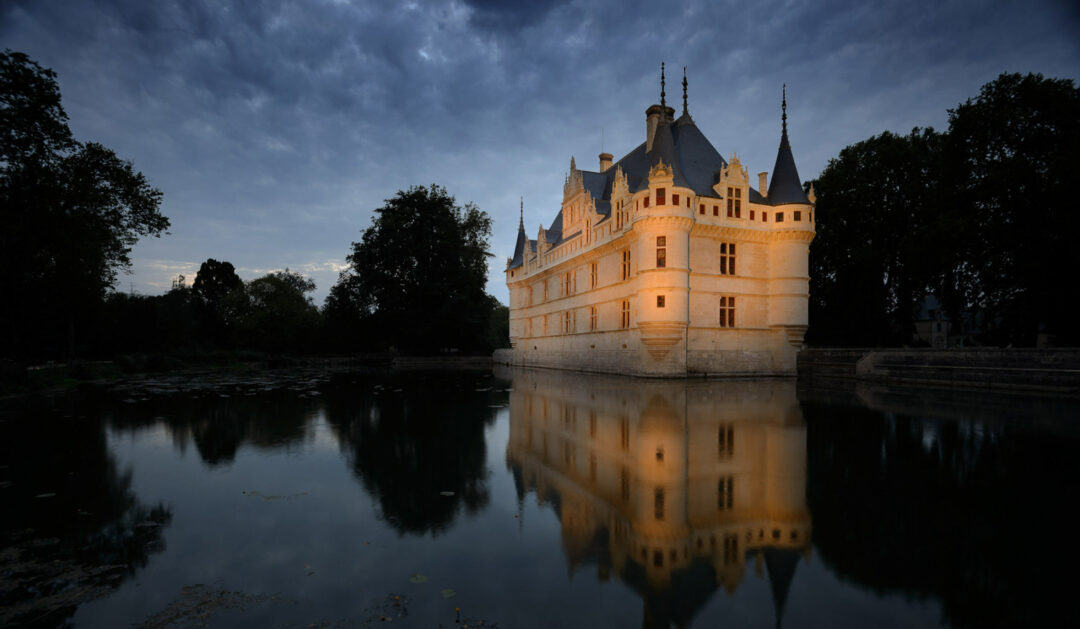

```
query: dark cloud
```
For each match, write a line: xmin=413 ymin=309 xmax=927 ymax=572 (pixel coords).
xmin=2 ymin=0 xmax=1077 ymax=303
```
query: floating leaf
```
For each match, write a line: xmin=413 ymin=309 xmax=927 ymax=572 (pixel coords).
xmin=439 ymin=491 xmax=455 ymax=496
xmin=440 ymin=588 xmax=457 ymax=599
xmin=408 ymin=573 xmax=428 ymax=584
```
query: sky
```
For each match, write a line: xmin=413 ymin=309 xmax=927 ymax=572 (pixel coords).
xmin=2 ymin=0 xmax=1078 ymax=306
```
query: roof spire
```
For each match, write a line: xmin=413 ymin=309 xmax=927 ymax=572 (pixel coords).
xmin=781 ymin=84 xmax=788 ymax=142
xmin=660 ymin=62 xmax=666 ymax=110
xmin=682 ymin=66 xmax=688 ymax=117
xmin=519 ymin=196 xmax=524 ymax=229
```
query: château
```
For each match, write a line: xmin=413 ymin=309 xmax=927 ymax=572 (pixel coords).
xmin=505 ymin=67 xmax=815 ymax=376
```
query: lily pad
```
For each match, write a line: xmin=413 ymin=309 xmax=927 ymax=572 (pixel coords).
xmin=408 ymin=573 xmax=428 ymax=584
xmin=439 ymin=491 xmax=455 ymax=496
xmin=440 ymin=588 xmax=457 ymax=599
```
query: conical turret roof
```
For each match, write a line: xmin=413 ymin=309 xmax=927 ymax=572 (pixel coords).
xmin=766 ymin=86 xmax=809 ymax=205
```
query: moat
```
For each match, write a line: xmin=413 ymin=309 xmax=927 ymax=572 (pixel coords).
xmin=2 ymin=367 xmax=1074 ymax=628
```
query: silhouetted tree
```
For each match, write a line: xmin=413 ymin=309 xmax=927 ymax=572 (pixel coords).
xmin=193 ymin=258 xmax=245 ymax=346
xmin=808 ymin=128 xmax=943 ymax=346
xmin=239 ymin=271 xmax=319 ymax=352
xmin=330 ymin=184 xmax=500 ymax=353
xmin=941 ymin=73 xmax=1080 ymax=345
xmin=1 ymin=51 xmax=168 ymax=358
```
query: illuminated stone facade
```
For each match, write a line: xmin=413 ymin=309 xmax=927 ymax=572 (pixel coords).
xmin=503 ymin=367 xmax=810 ymax=625
xmin=505 ymin=75 xmax=815 ymax=376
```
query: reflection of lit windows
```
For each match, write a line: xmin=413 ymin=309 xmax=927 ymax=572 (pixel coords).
xmin=718 ymin=424 xmax=734 ymax=458
xmin=621 ymin=467 xmax=630 ymax=501
xmin=654 ymin=487 xmax=665 ymax=520
xmin=723 ymin=535 xmax=738 ymax=564
xmin=589 ymin=411 xmax=597 ymax=438
xmin=718 ymin=476 xmax=733 ymax=510
xmin=655 ymin=446 xmax=664 ymax=463
xmin=589 ymin=453 xmax=596 ymax=482
xmin=620 ymin=418 xmax=629 ymax=450
xmin=653 ymin=550 xmax=663 ymax=567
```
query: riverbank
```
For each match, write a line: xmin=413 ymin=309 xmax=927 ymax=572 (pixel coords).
xmin=798 ymin=348 xmax=1080 ymax=394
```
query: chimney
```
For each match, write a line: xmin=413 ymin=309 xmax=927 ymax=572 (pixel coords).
xmin=646 ymin=104 xmax=664 ymax=152
xmin=599 ymin=152 xmax=613 ymax=172
xmin=758 ymin=172 xmax=768 ymax=197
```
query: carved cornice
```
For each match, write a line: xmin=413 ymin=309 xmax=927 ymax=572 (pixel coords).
xmin=635 ymin=215 xmax=695 ymax=230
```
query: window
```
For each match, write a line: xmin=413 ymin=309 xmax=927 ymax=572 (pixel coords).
xmin=762 ymin=212 xmax=768 ymax=222
xmin=719 ymin=242 xmax=736 ymax=275
xmin=713 ymin=204 xmax=719 ymax=216
xmin=563 ymin=310 xmax=572 ymax=333
xmin=726 ymin=187 xmax=742 ymax=217
xmin=543 ymin=314 xmax=549 ymax=335
xmin=719 ymin=296 xmax=735 ymax=328
xmin=654 ymin=487 xmax=665 ymax=520
xmin=699 ymin=204 xmax=705 ymax=215
xmin=657 ymin=295 xmax=665 ymax=308
xmin=776 ymin=212 xmax=784 ymax=223
xmin=750 ymin=210 xmax=755 ymax=220
xmin=686 ymin=196 xmax=691 ymax=208
xmin=718 ymin=424 xmax=734 ymax=458
xmin=621 ymin=250 xmax=631 ymax=280
xmin=672 ymin=193 xmax=679 ymax=206
xmin=543 ymin=281 xmax=549 ymax=302
xmin=527 ymin=286 xmax=533 ymax=306
xmin=563 ymin=271 xmax=573 ymax=296
xmin=590 ymin=262 xmax=597 ymax=288
xmin=656 ymin=236 xmax=666 ymax=268
xmin=794 ymin=210 xmax=801 ymax=221
xmin=526 ymin=318 xmax=532 ymax=337
xmin=620 ymin=300 xmax=631 ymax=329
xmin=718 ymin=476 xmax=733 ymax=510
xmin=656 ymin=188 xmax=665 ymax=205
xmin=589 ymin=305 xmax=598 ymax=331
xmin=644 ymin=196 xmax=650 ymax=208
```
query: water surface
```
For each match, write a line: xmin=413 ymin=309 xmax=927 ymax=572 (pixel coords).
xmin=1 ymin=367 xmax=1075 ymax=627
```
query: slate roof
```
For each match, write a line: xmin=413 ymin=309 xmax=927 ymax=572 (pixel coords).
xmin=509 ymin=98 xmax=807 ymax=267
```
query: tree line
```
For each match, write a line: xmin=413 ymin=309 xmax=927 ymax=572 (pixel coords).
xmin=808 ymin=72 xmax=1080 ymax=347
xmin=1 ymin=50 xmax=507 ymax=364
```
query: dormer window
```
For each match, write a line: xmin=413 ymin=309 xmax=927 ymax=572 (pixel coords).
xmin=656 ymin=188 xmax=666 ymax=205
xmin=726 ymin=187 xmax=741 ymax=218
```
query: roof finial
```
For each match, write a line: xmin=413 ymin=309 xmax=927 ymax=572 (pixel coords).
xmin=660 ymin=62 xmax=666 ymax=110
xmin=781 ymin=83 xmax=788 ymax=138
xmin=682 ymin=66 xmax=688 ymax=117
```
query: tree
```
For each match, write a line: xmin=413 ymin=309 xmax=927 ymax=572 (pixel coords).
xmin=330 ymin=185 xmax=497 ymax=353
xmin=239 ymin=271 xmax=319 ymax=352
xmin=1 ymin=50 xmax=168 ymax=358
xmin=941 ymin=73 xmax=1080 ymax=345
xmin=808 ymin=128 xmax=943 ymax=346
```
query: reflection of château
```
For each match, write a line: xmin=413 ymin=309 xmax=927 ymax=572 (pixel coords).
xmin=504 ymin=368 xmax=810 ymax=627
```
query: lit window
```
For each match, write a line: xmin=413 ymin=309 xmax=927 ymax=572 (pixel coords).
xmin=644 ymin=196 xmax=650 ymax=208
xmin=656 ymin=188 xmax=665 ymax=205
xmin=657 ymin=295 xmax=665 ymax=308
xmin=719 ymin=242 xmax=736 ymax=275
xmin=656 ymin=235 xmax=666 ymax=268
xmin=776 ymin=212 xmax=784 ymax=223
xmin=719 ymin=296 xmax=735 ymax=327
